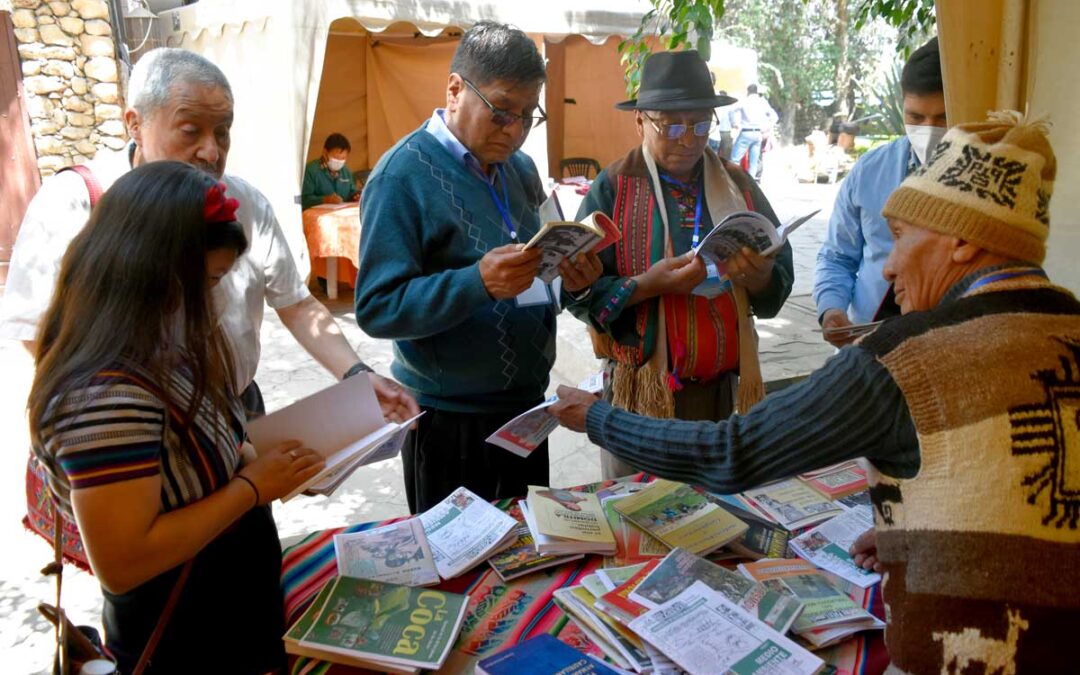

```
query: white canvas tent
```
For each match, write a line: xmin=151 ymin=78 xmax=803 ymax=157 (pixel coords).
xmin=155 ymin=0 xmax=650 ymax=274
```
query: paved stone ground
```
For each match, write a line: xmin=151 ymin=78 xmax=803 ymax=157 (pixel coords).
xmin=0 ymin=169 xmax=840 ymax=673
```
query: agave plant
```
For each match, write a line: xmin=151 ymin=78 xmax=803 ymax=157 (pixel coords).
xmin=868 ymin=63 xmax=905 ymax=136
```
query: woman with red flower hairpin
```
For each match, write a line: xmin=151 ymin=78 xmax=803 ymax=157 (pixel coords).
xmin=28 ymin=161 xmax=324 ymax=674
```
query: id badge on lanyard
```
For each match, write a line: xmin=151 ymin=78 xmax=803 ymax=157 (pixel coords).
xmin=485 ymin=165 xmax=554 ymax=308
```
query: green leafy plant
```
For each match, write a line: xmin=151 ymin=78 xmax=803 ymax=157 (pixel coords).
xmin=853 ymin=0 xmax=936 ymax=54
xmin=618 ymin=0 xmax=728 ymax=98
xmin=868 ymin=63 xmax=905 ymax=135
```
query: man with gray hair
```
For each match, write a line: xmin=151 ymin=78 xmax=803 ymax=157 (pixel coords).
xmin=0 ymin=47 xmax=418 ymax=420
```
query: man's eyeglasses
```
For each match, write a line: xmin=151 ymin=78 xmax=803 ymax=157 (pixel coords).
xmin=462 ymin=77 xmax=547 ymax=131
xmin=643 ymin=113 xmax=716 ymax=140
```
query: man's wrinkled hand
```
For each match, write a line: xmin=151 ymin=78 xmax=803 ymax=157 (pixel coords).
xmin=821 ymin=309 xmax=856 ymax=348
xmin=549 ymin=385 xmax=601 ymax=433
xmin=637 ymin=253 xmax=707 ymax=298
xmin=725 ymin=247 xmax=773 ymax=294
xmin=372 ymin=374 xmax=420 ymax=424
xmin=560 ymin=250 xmax=603 ymax=293
xmin=323 ymin=193 xmax=344 ymax=205
xmin=479 ymin=244 xmax=542 ymax=299
xmin=849 ymin=527 xmax=882 ymax=573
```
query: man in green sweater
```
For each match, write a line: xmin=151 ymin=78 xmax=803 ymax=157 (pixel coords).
xmin=355 ymin=22 xmax=601 ymax=512
xmin=301 ymin=132 xmax=359 ymax=209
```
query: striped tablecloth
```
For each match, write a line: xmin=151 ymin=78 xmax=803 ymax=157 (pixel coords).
xmin=281 ymin=479 xmax=889 ymax=674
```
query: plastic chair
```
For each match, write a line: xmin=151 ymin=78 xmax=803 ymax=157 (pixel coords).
xmin=559 ymin=157 xmax=601 ymax=179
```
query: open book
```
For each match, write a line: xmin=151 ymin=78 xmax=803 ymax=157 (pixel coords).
xmin=246 ymin=373 xmax=422 ymax=502
xmin=694 ymin=208 xmax=820 ymax=262
xmin=525 ymin=191 xmax=621 ymax=283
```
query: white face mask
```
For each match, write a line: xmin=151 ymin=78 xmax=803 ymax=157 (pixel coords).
xmin=905 ymin=124 xmax=947 ymax=165
xmin=327 ymin=157 xmax=346 ymax=172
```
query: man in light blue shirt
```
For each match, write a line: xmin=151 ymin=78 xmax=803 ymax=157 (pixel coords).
xmin=813 ymin=38 xmax=946 ymax=345
xmin=730 ymin=84 xmax=778 ymax=178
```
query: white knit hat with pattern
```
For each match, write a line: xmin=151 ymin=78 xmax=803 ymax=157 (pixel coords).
xmin=882 ymin=110 xmax=1055 ymax=263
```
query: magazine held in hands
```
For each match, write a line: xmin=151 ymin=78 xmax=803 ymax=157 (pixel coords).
xmin=691 ymin=209 xmax=819 ymax=298
xmin=525 ymin=190 xmax=622 ymax=283
xmin=486 ymin=372 xmax=605 ymax=457
xmin=246 ymin=373 xmax=423 ymax=501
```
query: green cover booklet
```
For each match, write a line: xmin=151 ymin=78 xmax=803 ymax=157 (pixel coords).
xmin=295 ymin=576 xmax=468 ymax=671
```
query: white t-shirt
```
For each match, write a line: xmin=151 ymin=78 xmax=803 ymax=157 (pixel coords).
xmin=0 ymin=146 xmax=311 ymax=389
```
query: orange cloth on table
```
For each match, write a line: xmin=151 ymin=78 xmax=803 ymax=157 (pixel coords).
xmin=302 ymin=204 xmax=360 ymax=289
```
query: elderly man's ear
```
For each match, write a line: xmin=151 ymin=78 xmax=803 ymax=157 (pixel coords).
xmin=951 ymin=238 xmax=983 ymax=264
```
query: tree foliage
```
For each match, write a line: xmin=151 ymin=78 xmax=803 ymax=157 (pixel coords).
xmin=616 ymin=0 xmax=931 ymax=140
xmin=853 ymin=0 xmax=936 ymax=53
xmin=618 ymin=0 xmax=728 ymax=98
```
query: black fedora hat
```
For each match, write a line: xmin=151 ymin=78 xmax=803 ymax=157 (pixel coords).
xmin=616 ymin=50 xmax=738 ymax=111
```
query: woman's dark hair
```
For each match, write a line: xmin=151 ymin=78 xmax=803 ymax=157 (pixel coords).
xmin=29 ymin=161 xmax=248 ymax=444
xmin=324 ymin=132 xmax=351 ymax=153
xmin=450 ymin=21 xmax=546 ymax=87
xmin=901 ymin=37 xmax=943 ymax=96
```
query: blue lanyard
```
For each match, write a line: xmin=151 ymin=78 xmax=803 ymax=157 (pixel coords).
xmin=484 ymin=165 xmax=517 ymax=241
xmin=965 ymin=266 xmax=1047 ymax=294
xmin=660 ymin=173 xmax=704 ymax=247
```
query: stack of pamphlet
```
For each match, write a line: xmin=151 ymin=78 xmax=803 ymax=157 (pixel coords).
xmin=416 ymin=487 xmax=518 ymax=579
xmin=788 ymin=504 xmax=881 ymax=588
xmin=283 ymin=576 xmax=468 ymax=673
xmin=738 ymin=559 xmax=884 ymax=648
xmin=707 ymin=494 xmax=792 ymax=559
xmin=333 ymin=486 xmax=518 ymax=583
xmin=629 ymin=547 xmax=804 ymax=633
xmin=798 ymin=461 xmax=868 ymax=500
xmin=629 ymin=581 xmax=825 ymax=675
xmin=600 ymin=492 xmax=670 ymax=568
xmin=552 ymin=584 xmax=654 ymax=672
xmin=522 ymin=486 xmax=617 ymax=555
xmin=486 ymin=505 xmax=585 ymax=582
xmin=613 ymin=479 xmax=748 ymax=556
xmin=739 ymin=478 xmax=844 ymax=530
xmin=476 ymin=634 xmax=622 ymax=675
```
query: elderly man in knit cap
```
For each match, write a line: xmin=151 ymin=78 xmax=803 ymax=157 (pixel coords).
xmin=553 ymin=111 xmax=1078 ymax=672
xmin=564 ymin=50 xmax=794 ymax=480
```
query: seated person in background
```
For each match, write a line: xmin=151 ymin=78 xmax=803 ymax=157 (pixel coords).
xmin=302 ymin=132 xmax=359 ymax=208
xmin=551 ymin=112 xmax=1077 ymax=673
xmin=30 ymin=161 xmax=325 ymax=674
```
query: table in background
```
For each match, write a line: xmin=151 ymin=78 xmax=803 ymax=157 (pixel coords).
xmin=302 ymin=203 xmax=360 ymax=300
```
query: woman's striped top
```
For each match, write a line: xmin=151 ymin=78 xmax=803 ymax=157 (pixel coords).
xmin=35 ymin=360 xmax=246 ymax=515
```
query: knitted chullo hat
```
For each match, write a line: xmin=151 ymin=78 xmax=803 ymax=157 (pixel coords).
xmin=882 ymin=110 xmax=1055 ymax=263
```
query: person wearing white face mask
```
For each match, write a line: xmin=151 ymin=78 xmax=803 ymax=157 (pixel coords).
xmin=301 ymin=132 xmax=360 ymax=209
xmin=814 ymin=37 xmax=946 ymax=346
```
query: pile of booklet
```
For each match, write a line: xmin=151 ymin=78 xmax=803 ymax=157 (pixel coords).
xmin=292 ymin=467 xmax=886 ymax=674
xmin=283 ymin=576 xmax=468 ymax=674
xmin=522 ymin=485 xmax=617 ymax=555
xmin=333 ymin=486 xmax=518 ymax=584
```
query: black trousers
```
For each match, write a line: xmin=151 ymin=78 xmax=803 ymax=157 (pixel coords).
xmin=403 ymin=404 xmax=551 ymax=514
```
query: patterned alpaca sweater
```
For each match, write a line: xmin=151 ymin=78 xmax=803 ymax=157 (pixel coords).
xmin=859 ymin=269 xmax=1080 ymax=674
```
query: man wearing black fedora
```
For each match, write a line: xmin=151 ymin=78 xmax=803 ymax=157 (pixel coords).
xmin=565 ymin=50 xmax=794 ymax=478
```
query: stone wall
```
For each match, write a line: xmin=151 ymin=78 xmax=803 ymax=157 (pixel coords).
xmin=10 ymin=0 xmax=126 ymax=176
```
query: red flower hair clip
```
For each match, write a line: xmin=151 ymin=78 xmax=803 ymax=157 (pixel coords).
xmin=204 ymin=182 xmax=239 ymax=223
